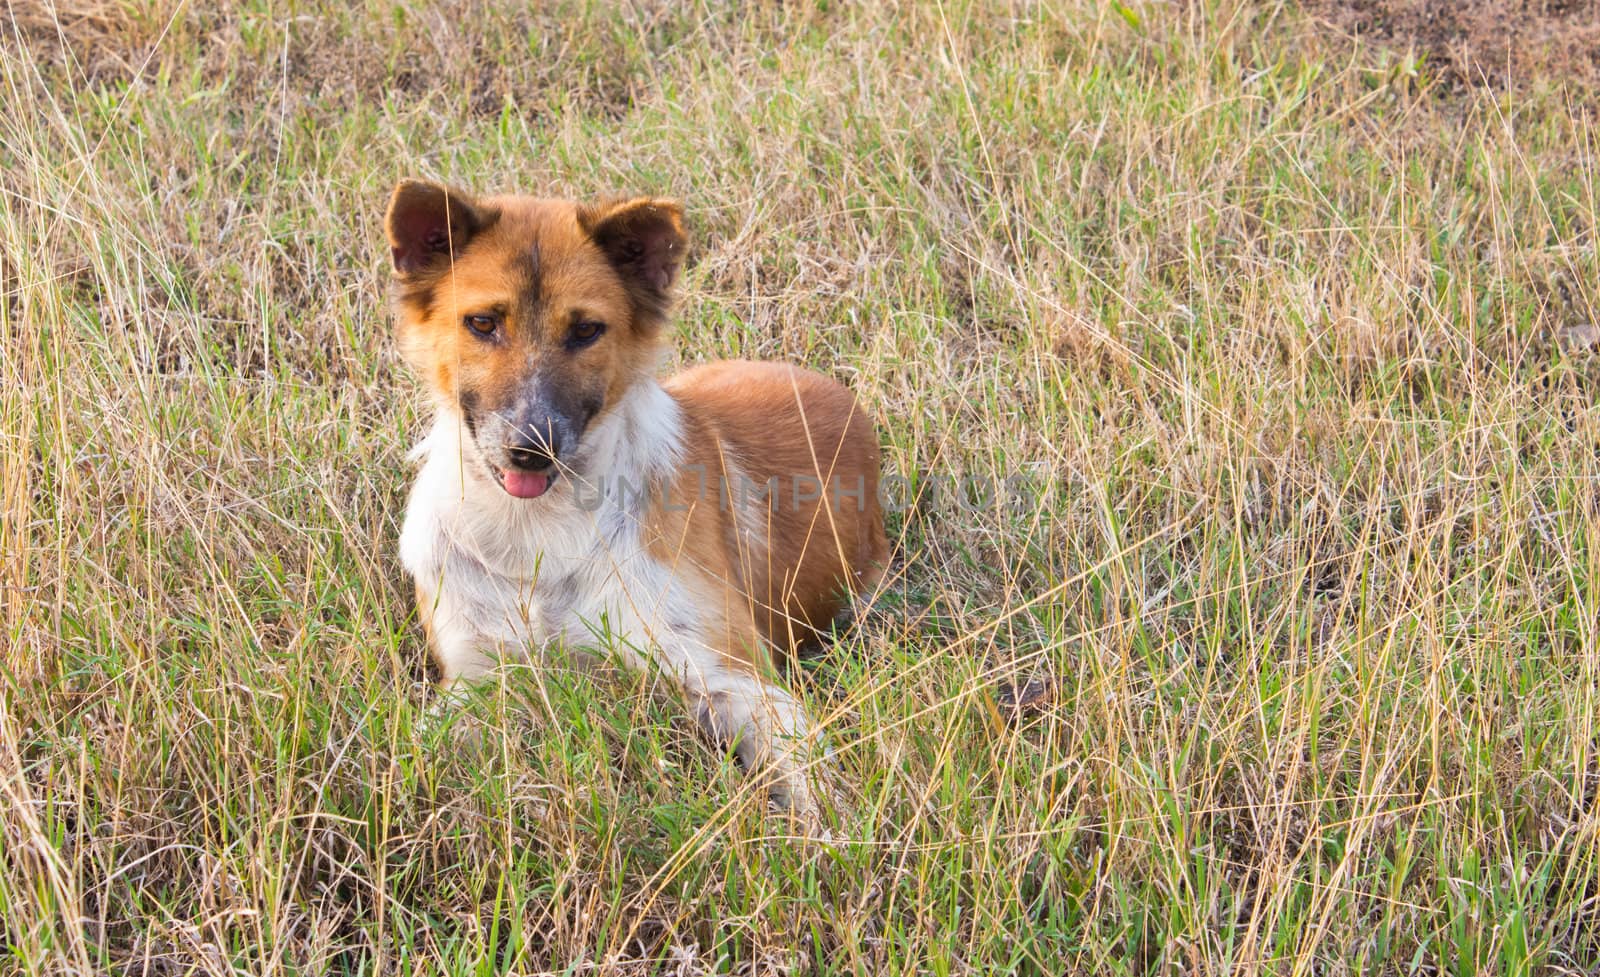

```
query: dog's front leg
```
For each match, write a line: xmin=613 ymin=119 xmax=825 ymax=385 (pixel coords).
xmin=683 ymin=659 xmax=821 ymax=817
xmin=416 ymin=575 xmax=545 ymax=696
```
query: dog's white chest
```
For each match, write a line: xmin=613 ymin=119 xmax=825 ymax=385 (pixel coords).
xmin=398 ymin=395 xmax=707 ymax=683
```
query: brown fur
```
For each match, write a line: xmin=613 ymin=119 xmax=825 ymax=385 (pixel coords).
xmin=657 ymin=361 xmax=887 ymax=656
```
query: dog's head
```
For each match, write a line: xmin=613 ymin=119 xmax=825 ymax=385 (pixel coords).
xmin=384 ymin=180 xmax=686 ymax=499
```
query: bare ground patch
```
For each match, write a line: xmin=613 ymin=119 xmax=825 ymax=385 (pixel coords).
xmin=1306 ymin=0 xmax=1600 ymax=92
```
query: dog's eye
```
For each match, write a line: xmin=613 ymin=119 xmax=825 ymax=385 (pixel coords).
xmin=464 ymin=314 xmax=499 ymax=337
xmin=569 ymin=320 xmax=606 ymax=348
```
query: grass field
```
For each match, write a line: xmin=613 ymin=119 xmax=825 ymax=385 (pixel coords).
xmin=4 ymin=1 xmax=1600 ymax=973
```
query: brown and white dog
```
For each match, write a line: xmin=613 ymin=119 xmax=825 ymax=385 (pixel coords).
xmin=385 ymin=180 xmax=887 ymax=813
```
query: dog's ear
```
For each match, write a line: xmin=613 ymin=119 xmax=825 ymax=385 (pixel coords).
xmin=581 ymin=197 xmax=687 ymax=316
xmin=385 ymin=179 xmax=493 ymax=275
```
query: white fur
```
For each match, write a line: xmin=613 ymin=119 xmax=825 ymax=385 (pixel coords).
xmin=401 ymin=378 xmax=818 ymax=812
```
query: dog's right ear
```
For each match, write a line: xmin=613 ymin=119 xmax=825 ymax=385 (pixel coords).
xmin=385 ymin=180 xmax=492 ymax=275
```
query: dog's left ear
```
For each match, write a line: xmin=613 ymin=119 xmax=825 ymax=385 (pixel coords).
xmin=581 ymin=197 xmax=687 ymax=317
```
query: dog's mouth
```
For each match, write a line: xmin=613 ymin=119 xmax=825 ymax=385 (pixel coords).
xmin=497 ymin=467 xmax=559 ymax=500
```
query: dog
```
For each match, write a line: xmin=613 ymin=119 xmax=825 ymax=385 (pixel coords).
xmin=384 ymin=180 xmax=887 ymax=814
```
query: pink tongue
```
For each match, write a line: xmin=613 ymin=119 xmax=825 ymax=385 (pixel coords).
xmin=501 ymin=470 xmax=552 ymax=499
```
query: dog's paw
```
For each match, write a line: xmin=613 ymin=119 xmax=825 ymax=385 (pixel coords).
xmin=765 ymin=761 xmax=820 ymax=819
xmin=418 ymin=686 xmax=490 ymax=754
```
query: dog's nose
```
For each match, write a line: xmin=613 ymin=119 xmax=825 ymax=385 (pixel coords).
xmin=506 ymin=440 xmax=557 ymax=471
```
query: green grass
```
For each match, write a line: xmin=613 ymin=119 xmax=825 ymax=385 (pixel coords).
xmin=3 ymin=0 xmax=1600 ymax=973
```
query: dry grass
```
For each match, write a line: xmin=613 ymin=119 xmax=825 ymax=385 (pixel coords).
xmin=3 ymin=0 xmax=1600 ymax=973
